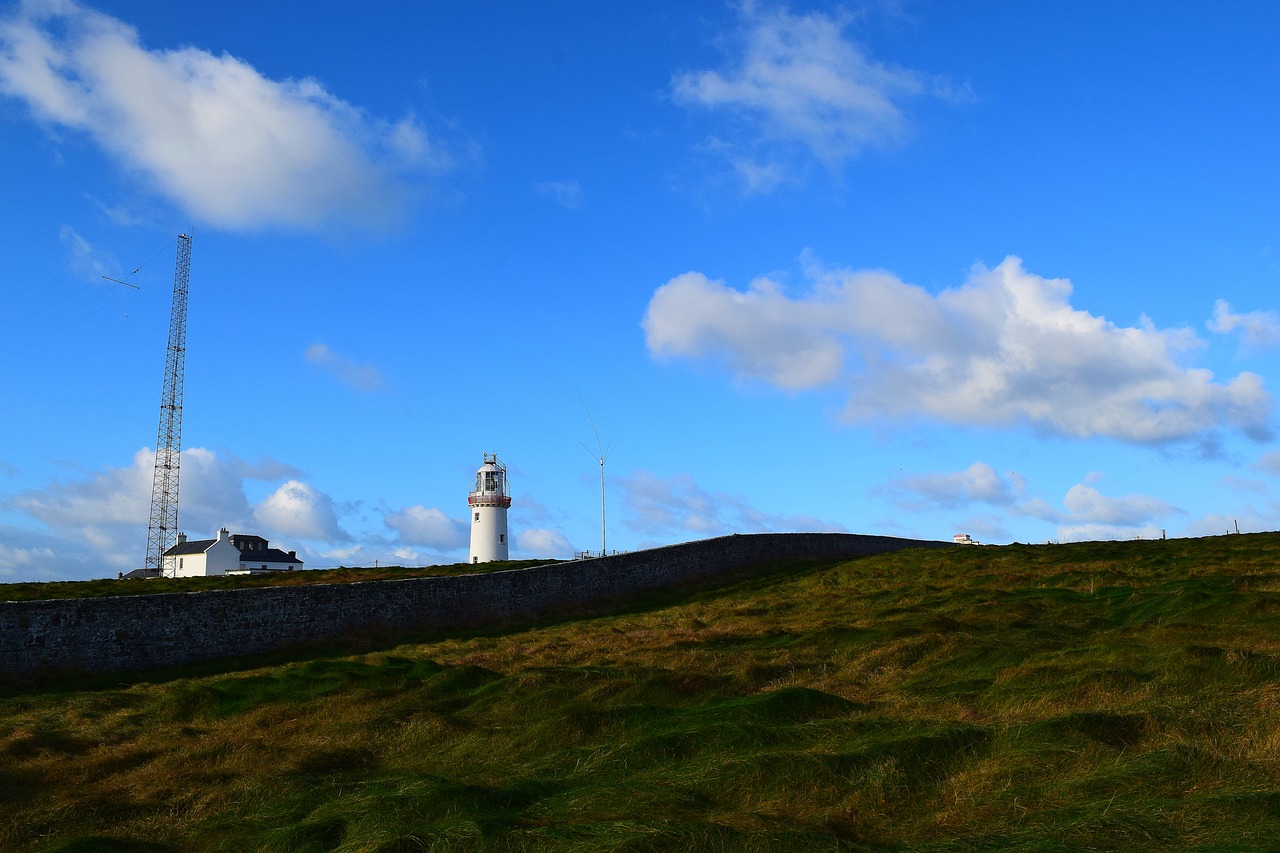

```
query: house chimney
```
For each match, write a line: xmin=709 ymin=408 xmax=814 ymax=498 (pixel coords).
xmin=176 ymin=532 xmax=187 ymax=545
xmin=217 ymin=527 xmax=230 ymax=542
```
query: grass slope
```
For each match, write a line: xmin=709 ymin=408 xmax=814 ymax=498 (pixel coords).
xmin=3 ymin=534 xmax=1280 ymax=851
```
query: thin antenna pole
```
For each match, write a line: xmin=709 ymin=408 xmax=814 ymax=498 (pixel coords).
xmin=578 ymin=395 xmax=615 ymax=557
xmin=598 ymin=453 xmax=606 ymax=555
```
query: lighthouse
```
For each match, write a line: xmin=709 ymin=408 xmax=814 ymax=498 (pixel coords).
xmin=468 ymin=453 xmax=511 ymax=563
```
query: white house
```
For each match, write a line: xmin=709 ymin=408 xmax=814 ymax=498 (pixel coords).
xmin=162 ymin=528 xmax=303 ymax=577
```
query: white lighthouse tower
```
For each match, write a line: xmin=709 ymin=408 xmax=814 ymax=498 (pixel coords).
xmin=468 ymin=453 xmax=511 ymax=563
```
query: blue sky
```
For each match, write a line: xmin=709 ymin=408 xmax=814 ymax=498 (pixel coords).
xmin=2 ymin=0 xmax=1279 ymax=580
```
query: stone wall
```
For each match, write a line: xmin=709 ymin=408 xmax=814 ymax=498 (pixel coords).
xmin=0 ymin=532 xmax=949 ymax=681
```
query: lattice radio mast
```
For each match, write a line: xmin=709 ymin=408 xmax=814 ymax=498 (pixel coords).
xmin=143 ymin=234 xmax=192 ymax=577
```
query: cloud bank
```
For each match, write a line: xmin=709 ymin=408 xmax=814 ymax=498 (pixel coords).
xmin=0 ymin=446 xmax=442 ymax=578
xmin=643 ymin=255 xmax=1272 ymax=444
xmin=2 ymin=447 xmax=314 ymax=576
xmin=620 ymin=470 xmax=846 ymax=539
xmin=0 ymin=0 xmax=448 ymax=231
xmin=880 ymin=462 xmax=1183 ymax=542
xmin=879 ymin=462 xmax=1025 ymax=510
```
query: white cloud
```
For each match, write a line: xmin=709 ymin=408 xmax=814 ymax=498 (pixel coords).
xmin=59 ymin=224 xmax=117 ymax=280
xmin=384 ymin=505 xmax=466 ymax=550
xmin=0 ymin=1 xmax=449 ymax=231
xmin=534 ymin=179 xmax=584 ymax=210
xmin=314 ymin=543 xmax=369 ymax=567
xmin=878 ymin=462 xmax=1022 ymax=509
xmin=1209 ymin=300 xmax=1280 ymax=351
xmin=7 ymin=447 xmax=306 ymax=539
xmin=186 ymin=448 xmax=315 ymax=531
xmin=644 ymin=270 xmax=844 ymax=388
xmin=730 ymin=155 xmax=788 ymax=195
xmin=255 ymin=479 xmax=349 ymax=543
xmin=305 ymin=343 xmax=384 ymax=392
xmin=516 ymin=527 xmax=572 ymax=559
xmin=619 ymin=470 xmax=846 ymax=539
xmin=88 ymin=193 xmax=147 ymax=227
xmin=0 ymin=535 xmax=55 ymax=578
xmin=1219 ymin=474 xmax=1267 ymax=496
xmin=1184 ymin=512 xmax=1267 ymax=538
xmin=1023 ymin=480 xmax=1182 ymax=542
xmin=1255 ymin=452 xmax=1280 ymax=477
xmin=9 ymin=447 xmax=153 ymax=534
xmin=303 ymin=539 xmax=449 ymax=570
xmin=953 ymin=513 xmax=1008 ymax=543
xmin=1054 ymin=483 xmax=1178 ymax=527
xmin=643 ymin=255 xmax=1272 ymax=444
xmin=671 ymin=2 xmax=963 ymax=188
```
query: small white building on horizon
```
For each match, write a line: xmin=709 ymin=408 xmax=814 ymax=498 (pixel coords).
xmin=158 ymin=528 xmax=303 ymax=577
xmin=468 ymin=453 xmax=511 ymax=563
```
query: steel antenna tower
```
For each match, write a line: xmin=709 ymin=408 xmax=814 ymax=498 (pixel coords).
xmin=143 ymin=234 xmax=192 ymax=577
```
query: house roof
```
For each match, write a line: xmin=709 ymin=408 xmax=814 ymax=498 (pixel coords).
xmin=163 ymin=539 xmax=216 ymax=556
xmin=119 ymin=568 xmax=159 ymax=579
xmin=241 ymin=548 xmax=303 ymax=565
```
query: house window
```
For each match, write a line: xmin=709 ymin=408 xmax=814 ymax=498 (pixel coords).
xmin=179 ymin=558 xmax=184 ymax=569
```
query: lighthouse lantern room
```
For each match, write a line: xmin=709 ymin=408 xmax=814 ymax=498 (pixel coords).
xmin=468 ymin=453 xmax=511 ymax=563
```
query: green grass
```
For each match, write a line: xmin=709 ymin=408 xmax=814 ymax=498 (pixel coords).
xmin=4 ymin=533 xmax=1280 ymax=851
xmin=0 ymin=560 xmax=555 ymax=602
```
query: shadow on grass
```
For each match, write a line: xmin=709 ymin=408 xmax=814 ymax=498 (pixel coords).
xmin=40 ymin=839 xmax=174 ymax=853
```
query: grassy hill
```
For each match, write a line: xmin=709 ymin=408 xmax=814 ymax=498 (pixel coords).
xmin=3 ymin=534 xmax=1280 ymax=851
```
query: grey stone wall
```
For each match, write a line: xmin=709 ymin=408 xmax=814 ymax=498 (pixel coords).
xmin=0 ymin=533 xmax=949 ymax=681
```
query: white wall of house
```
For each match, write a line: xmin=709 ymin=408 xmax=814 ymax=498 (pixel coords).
xmin=205 ymin=529 xmax=241 ymax=575
xmin=168 ymin=552 xmax=203 ymax=577
xmin=172 ymin=528 xmax=240 ymax=577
